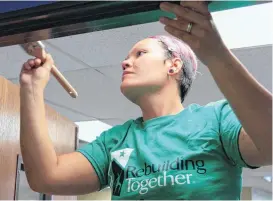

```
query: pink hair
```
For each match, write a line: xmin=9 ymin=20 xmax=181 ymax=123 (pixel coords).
xmin=149 ymin=35 xmax=198 ymax=73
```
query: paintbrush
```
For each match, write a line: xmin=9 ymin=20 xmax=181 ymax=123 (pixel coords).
xmin=20 ymin=41 xmax=78 ymax=98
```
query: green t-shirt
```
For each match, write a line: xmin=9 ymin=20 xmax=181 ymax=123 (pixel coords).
xmin=77 ymin=99 xmax=258 ymax=200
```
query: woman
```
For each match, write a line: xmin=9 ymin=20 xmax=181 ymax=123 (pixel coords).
xmin=19 ymin=2 xmax=271 ymax=200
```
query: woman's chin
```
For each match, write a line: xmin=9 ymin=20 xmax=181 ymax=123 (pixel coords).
xmin=120 ymin=81 xmax=134 ymax=92
xmin=120 ymin=80 xmax=141 ymax=94
xmin=120 ymin=83 xmax=141 ymax=103
xmin=121 ymin=78 xmax=136 ymax=87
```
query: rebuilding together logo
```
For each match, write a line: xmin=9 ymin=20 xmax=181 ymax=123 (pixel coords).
xmin=109 ymin=148 xmax=207 ymax=196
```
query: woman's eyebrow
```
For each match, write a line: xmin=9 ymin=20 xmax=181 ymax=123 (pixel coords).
xmin=124 ymin=46 xmax=148 ymax=60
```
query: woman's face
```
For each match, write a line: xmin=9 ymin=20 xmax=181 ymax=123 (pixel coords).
xmin=120 ymin=38 xmax=172 ymax=102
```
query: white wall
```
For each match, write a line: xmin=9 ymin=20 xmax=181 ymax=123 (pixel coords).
xmin=75 ymin=120 xmax=112 ymax=142
xmin=252 ymin=188 xmax=272 ymax=200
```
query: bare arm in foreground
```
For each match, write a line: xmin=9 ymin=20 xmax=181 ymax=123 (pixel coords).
xmin=20 ymin=55 xmax=100 ymax=195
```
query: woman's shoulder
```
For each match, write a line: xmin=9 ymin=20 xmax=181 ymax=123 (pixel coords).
xmin=185 ymin=99 xmax=231 ymax=122
xmin=187 ymin=99 xmax=229 ymax=111
xmin=102 ymin=119 xmax=134 ymax=140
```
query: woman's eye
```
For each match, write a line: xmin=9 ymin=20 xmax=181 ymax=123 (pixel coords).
xmin=136 ymin=51 xmax=146 ymax=57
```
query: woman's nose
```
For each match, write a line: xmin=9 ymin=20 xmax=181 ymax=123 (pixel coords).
xmin=121 ymin=60 xmax=132 ymax=70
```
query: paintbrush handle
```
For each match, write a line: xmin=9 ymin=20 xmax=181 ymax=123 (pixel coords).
xmin=51 ymin=64 xmax=78 ymax=98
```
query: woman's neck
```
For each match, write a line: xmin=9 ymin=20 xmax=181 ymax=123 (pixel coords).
xmin=137 ymin=89 xmax=184 ymax=122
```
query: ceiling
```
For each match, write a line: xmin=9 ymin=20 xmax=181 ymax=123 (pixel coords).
xmin=0 ymin=6 xmax=272 ymax=194
xmin=1 ymin=21 xmax=272 ymax=126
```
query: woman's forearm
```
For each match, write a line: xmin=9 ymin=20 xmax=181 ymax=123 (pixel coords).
xmin=20 ymin=86 xmax=58 ymax=189
xmin=207 ymin=49 xmax=272 ymax=156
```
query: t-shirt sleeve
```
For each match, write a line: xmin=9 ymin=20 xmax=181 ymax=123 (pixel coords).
xmin=214 ymin=99 xmax=259 ymax=169
xmin=76 ymin=131 xmax=110 ymax=190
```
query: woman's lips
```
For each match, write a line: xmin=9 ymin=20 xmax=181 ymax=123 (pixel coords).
xmin=122 ymin=71 xmax=133 ymax=76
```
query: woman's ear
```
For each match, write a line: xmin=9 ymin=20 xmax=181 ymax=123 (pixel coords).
xmin=167 ymin=58 xmax=183 ymax=75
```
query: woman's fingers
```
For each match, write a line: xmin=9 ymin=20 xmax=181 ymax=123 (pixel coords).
xmin=159 ymin=17 xmax=207 ymax=38
xmin=163 ymin=25 xmax=198 ymax=49
xmin=23 ymin=59 xmax=33 ymax=70
xmin=160 ymin=2 xmax=211 ymax=30
xmin=34 ymin=58 xmax=42 ymax=66
xmin=180 ymin=1 xmax=210 ymax=16
xmin=23 ymin=58 xmax=43 ymax=70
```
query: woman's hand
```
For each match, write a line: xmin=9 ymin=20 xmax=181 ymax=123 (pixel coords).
xmin=20 ymin=54 xmax=54 ymax=91
xmin=159 ymin=1 xmax=229 ymax=66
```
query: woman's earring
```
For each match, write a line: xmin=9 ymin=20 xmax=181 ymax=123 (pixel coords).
xmin=169 ymin=69 xmax=174 ymax=73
